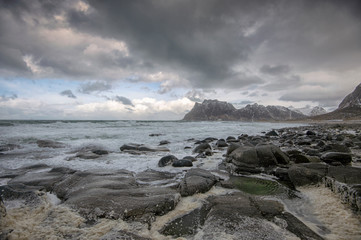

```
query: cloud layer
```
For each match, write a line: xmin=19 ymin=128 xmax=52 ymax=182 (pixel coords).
xmin=0 ymin=0 xmax=360 ymax=119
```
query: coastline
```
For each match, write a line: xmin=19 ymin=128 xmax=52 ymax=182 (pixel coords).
xmin=1 ymin=122 xmax=361 ymax=239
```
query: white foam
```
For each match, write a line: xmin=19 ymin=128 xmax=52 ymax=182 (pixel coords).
xmin=297 ymin=186 xmax=361 ymax=240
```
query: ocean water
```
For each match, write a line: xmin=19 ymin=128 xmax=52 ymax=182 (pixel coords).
xmin=0 ymin=120 xmax=306 ymax=172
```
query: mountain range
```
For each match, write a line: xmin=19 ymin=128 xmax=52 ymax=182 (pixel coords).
xmin=183 ymin=83 xmax=361 ymax=121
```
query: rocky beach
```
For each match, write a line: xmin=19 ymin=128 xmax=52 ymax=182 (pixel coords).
xmin=1 ymin=122 xmax=361 ymax=240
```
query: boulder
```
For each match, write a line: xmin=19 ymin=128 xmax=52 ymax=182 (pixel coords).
xmin=288 ymin=163 xmax=328 ymax=187
xmin=182 ymin=156 xmax=197 ymax=162
xmin=306 ymin=130 xmax=316 ymax=136
xmin=172 ymin=159 xmax=193 ymax=167
xmin=327 ymin=166 xmax=361 ymax=184
xmin=149 ymin=133 xmax=163 ymax=137
xmin=0 ymin=143 xmax=20 ymax=152
xmin=193 ymin=143 xmax=211 ymax=154
xmin=226 ymin=143 xmax=241 ymax=155
xmin=265 ymin=130 xmax=279 ymax=137
xmin=160 ymin=204 xmax=211 ymax=237
xmin=120 ymin=143 xmax=169 ymax=153
xmin=226 ymin=144 xmax=289 ymax=174
xmin=159 ymin=140 xmax=170 ymax=145
xmin=135 ymin=169 xmax=177 ymax=185
xmin=179 ymin=168 xmax=218 ymax=197
xmin=322 ymin=144 xmax=351 ymax=153
xmin=53 ymin=170 xmax=180 ymax=220
xmin=37 ymin=140 xmax=65 ymax=148
xmin=291 ymin=154 xmax=311 ymax=163
xmin=158 ymin=155 xmax=178 ymax=167
xmin=321 ymin=152 xmax=352 ymax=165
xmin=216 ymin=139 xmax=228 ymax=148
xmin=8 ymin=167 xmax=74 ymax=192
xmin=199 ymin=192 xmax=322 ymax=240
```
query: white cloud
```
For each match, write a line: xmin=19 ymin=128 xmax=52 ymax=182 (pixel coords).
xmin=0 ymin=96 xmax=194 ymax=120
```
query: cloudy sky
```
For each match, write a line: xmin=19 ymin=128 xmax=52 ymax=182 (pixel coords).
xmin=0 ymin=0 xmax=360 ymax=120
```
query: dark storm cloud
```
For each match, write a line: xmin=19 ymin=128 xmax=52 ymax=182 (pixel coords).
xmin=279 ymin=88 xmax=347 ymax=107
xmin=0 ymin=0 xmax=361 ymax=103
xmin=260 ymin=64 xmax=290 ymax=76
xmin=114 ymin=96 xmax=134 ymax=106
xmin=68 ymin=0 xmax=274 ymax=88
xmin=79 ymin=81 xmax=112 ymax=94
xmin=60 ymin=90 xmax=76 ymax=99
xmin=262 ymin=75 xmax=302 ymax=91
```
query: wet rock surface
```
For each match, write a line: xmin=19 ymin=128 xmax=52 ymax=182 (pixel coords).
xmin=120 ymin=143 xmax=170 ymax=154
xmin=37 ymin=140 xmax=66 ymax=148
xmin=179 ymin=168 xmax=218 ymax=197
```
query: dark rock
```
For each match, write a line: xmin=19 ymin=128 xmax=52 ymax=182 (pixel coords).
xmin=322 ymin=144 xmax=350 ymax=153
xmin=226 ymin=143 xmax=241 ymax=155
xmin=317 ymin=140 xmax=326 ymax=147
xmin=160 ymin=204 xmax=211 ymax=237
xmin=92 ymin=149 xmax=109 ymax=155
xmin=204 ymin=149 xmax=213 ymax=156
xmin=265 ymin=130 xmax=278 ymax=136
xmin=179 ymin=168 xmax=217 ymax=197
xmin=53 ymin=170 xmax=179 ymax=220
xmin=288 ymin=163 xmax=328 ymax=187
xmin=216 ymin=139 xmax=228 ymax=148
xmin=335 ymin=134 xmax=345 ymax=141
xmin=285 ymin=149 xmax=302 ymax=156
xmin=227 ymin=144 xmax=289 ymax=171
xmin=195 ymin=153 xmax=207 ymax=158
xmin=226 ymin=136 xmax=236 ymax=141
xmin=8 ymin=168 xmax=70 ymax=192
xmin=204 ymin=137 xmax=218 ymax=142
xmin=120 ymin=143 xmax=140 ymax=151
xmin=172 ymin=159 xmax=193 ymax=167
xmin=193 ymin=143 xmax=211 ymax=154
xmin=327 ymin=166 xmax=361 ymax=184
xmin=182 ymin=156 xmax=197 ymax=162
xmin=37 ymin=140 xmax=65 ymax=148
xmin=291 ymin=154 xmax=311 ymax=163
xmin=159 ymin=140 xmax=170 ymax=145
xmin=296 ymin=139 xmax=312 ymax=146
xmin=149 ymin=133 xmax=163 ymax=137
xmin=306 ymin=130 xmax=316 ymax=136
xmin=302 ymin=148 xmax=322 ymax=157
xmin=280 ymin=212 xmax=324 ymax=240
xmin=321 ymin=152 xmax=352 ymax=165
xmin=0 ymin=144 xmax=20 ymax=152
xmin=0 ymin=184 xmax=44 ymax=207
xmin=291 ymin=154 xmax=310 ymax=163
xmin=201 ymin=192 xmax=322 ymax=240
xmin=73 ymin=145 xmax=109 ymax=159
xmin=158 ymin=155 xmax=178 ymax=167
xmin=120 ymin=143 xmax=169 ymax=153
xmin=135 ymin=169 xmax=177 ymax=184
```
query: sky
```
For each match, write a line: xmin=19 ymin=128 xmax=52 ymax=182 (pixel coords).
xmin=0 ymin=0 xmax=360 ymax=120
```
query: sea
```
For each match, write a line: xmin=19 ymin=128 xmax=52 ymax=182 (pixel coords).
xmin=1 ymin=120 xmax=361 ymax=240
xmin=0 ymin=120 xmax=306 ymax=172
